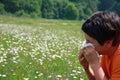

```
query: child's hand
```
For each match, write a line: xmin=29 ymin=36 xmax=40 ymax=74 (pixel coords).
xmin=82 ymin=46 xmax=99 ymax=65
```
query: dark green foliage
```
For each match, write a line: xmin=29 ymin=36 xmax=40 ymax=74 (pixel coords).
xmin=0 ymin=2 xmax=6 ymax=14
xmin=1 ymin=0 xmax=41 ymax=17
xmin=41 ymin=0 xmax=55 ymax=19
xmin=111 ymin=2 xmax=120 ymax=16
xmin=0 ymin=0 xmax=120 ymax=20
xmin=64 ymin=2 xmax=79 ymax=20
xmin=98 ymin=0 xmax=115 ymax=11
xmin=52 ymin=0 xmax=69 ymax=19
xmin=1 ymin=0 xmax=19 ymax=13
xmin=98 ymin=0 xmax=120 ymax=16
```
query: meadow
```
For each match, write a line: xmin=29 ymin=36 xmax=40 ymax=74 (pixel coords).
xmin=0 ymin=16 xmax=87 ymax=80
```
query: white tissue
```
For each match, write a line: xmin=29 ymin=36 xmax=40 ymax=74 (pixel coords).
xmin=81 ymin=42 xmax=99 ymax=57
xmin=82 ymin=42 xmax=94 ymax=48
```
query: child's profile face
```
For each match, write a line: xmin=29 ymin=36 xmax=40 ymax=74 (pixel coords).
xmin=84 ymin=33 xmax=109 ymax=55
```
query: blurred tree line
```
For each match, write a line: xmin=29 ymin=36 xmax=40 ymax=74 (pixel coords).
xmin=0 ymin=0 xmax=120 ymax=20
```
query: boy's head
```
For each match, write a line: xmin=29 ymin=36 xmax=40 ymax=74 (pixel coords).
xmin=82 ymin=11 xmax=120 ymax=46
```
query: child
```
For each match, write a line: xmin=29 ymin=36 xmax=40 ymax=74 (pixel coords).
xmin=79 ymin=11 xmax=120 ymax=80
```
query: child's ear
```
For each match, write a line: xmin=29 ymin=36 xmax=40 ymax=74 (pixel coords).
xmin=104 ymin=40 xmax=113 ymax=47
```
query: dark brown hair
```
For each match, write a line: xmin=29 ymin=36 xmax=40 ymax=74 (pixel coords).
xmin=82 ymin=11 xmax=120 ymax=46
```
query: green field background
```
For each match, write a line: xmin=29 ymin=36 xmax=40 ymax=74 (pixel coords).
xmin=0 ymin=16 xmax=87 ymax=80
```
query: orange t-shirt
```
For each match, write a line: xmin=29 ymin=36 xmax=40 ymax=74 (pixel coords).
xmin=101 ymin=45 xmax=120 ymax=80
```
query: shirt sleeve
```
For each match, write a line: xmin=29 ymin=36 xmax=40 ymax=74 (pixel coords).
xmin=111 ymin=54 xmax=120 ymax=80
xmin=101 ymin=55 xmax=109 ymax=78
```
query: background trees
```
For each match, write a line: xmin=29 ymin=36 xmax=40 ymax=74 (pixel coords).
xmin=63 ymin=2 xmax=79 ymax=20
xmin=0 ymin=0 xmax=120 ymax=20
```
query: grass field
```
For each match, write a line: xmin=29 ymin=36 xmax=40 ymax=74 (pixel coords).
xmin=0 ymin=16 xmax=87 ymax=80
